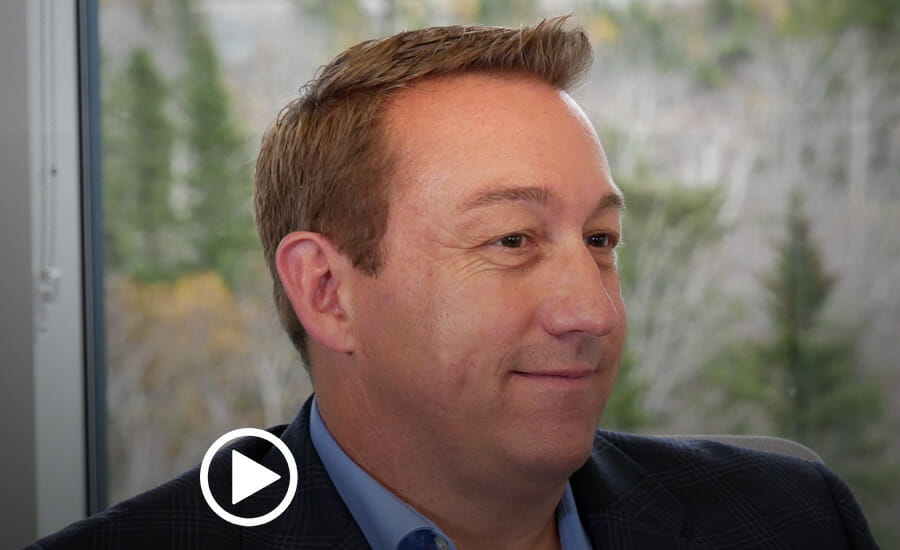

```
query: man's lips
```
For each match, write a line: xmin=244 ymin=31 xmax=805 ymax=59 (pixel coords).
xmin=511 ymin=369 xmax=594 ymax=379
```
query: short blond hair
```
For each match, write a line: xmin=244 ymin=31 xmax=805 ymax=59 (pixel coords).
xmin=254 ymin=16 xmax=593 ymax=365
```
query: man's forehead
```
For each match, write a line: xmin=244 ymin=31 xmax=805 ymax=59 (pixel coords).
xmin=382 ymin=73 xmax=600 ymax=167
xmin=383 ymin=72 xmax=571 ymax=132
xmin=379 ymin=72 xmax=614 ymax=214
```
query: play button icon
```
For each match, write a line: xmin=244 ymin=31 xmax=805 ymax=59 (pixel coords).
xmin=231 ymin=450 xmax=281 ymax=504
xmin=200 ymin=428 xmax=298 ymax=527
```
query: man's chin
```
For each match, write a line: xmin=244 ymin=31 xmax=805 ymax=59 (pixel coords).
xmin=501 ymin=425 xmax=597 ymax=485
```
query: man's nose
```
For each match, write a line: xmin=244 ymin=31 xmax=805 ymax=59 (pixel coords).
xmin=538 ymin=244 xmax=621 ymax=338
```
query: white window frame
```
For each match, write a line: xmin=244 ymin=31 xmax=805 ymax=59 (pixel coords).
xmin=0 ymin=0 xmax=95 ymax=543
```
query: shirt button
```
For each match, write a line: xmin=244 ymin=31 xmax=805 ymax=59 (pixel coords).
xmin=434 ymin=536 xmax=450 ymax=550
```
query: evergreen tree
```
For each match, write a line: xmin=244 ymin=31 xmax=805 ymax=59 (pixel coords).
xmin=103 ymin=48 xmax=177 ymax=281
xmin=176 ymin=0 xmax=258 ymax=286
xmin=709 ymin=192 xmax=898 ymax=544
xmin=764 ymin=192 xmax=838 ymax=438
xmin=763 ymin=194 xmax=889 ymax=451
xmin=768 ymin=193 xmax=896 ymax=495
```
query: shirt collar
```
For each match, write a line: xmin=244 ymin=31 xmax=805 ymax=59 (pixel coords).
xmin=310 ymin=397 xmax=455 ymax=550
xmin=557 ymin=479 xmax=593 ymax=550
xmin=309 ymin=396 xmax=592 ymax=550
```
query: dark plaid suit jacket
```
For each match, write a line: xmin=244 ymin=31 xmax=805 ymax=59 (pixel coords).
xmin=29 ymin=397 xmax=880 ymax=549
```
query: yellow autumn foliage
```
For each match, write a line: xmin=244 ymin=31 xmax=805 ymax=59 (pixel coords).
xmin=105 ymin=271 xmax=311 ymax=503
xmin=588 ymin=14 xmax=620 ymax=44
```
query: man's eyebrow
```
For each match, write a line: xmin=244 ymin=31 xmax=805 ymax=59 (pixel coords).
xmin=595 ymin=191 xmax=626 ymax=214
xmin=457 ymin=185 xmax=554 ymax=212
xmin=457 ymin=184 xmax=625 ymax=214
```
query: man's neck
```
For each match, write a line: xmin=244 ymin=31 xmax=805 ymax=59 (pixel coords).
xmin=317 ymin=386 xmax=570 ymax=550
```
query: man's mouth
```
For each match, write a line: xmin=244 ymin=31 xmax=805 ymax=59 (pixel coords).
xmin=511 ymin=369 xmax=594 ymax=380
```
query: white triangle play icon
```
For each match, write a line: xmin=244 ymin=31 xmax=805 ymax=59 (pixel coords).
xmin=231 ymin=450 xmax=281 ymax=505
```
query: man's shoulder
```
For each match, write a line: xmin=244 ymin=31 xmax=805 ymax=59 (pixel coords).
xmin=26 ymin=466 xmax=228 ymax=550
xmin=572 ymin=429 xmax=879 ymax=548
xmin=27 ymin=424 xmax=292 ymax=550
xmin=589 ymin=429 xmax=854 ymax=511
xmin=594 ymin=429 xmax=824 ymax=473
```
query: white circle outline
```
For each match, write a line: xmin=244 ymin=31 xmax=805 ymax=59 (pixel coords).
xmin=200 ymin=427 xmax=298 ymax=527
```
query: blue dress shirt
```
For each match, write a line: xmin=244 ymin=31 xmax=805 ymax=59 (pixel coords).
xmin=309 ymin=397 xmax=593 ymax=550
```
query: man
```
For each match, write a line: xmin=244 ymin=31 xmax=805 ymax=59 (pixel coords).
xmin=31 ymin=17 xmax=879 ymax=550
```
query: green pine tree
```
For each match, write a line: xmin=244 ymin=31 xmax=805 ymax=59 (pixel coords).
xmin=176 ymin=0 xmax=258 ymax=287
xmin=765 ymin=194 xmax=890 ymax=453
xmin=103 ymin=47 xmax=178 ymax=281
xmin=710 ymin=191 xmax=898 ymax=544
xmin=769 ymin=194 xmax=896 ymax=536
xmin=765 ymin=192 xmax=838 ymax=438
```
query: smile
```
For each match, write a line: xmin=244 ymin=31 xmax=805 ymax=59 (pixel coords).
xmin=512 ymin=370 xmax=594 ymax=380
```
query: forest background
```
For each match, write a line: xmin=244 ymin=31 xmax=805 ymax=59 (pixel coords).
xmin=100 ymin=0 xmax=900 ymax=544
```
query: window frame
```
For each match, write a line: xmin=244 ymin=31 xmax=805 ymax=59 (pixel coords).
xmin=0 ymin=0 xmax=105 ymax=543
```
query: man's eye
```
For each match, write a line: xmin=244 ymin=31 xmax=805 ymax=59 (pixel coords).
xmin=586 ymin=233 xmax=612 ymax=248
xmin=496 ymin=234 xmax=527 ymax=248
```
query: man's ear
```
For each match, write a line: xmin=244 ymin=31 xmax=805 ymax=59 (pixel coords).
xmin=275 ymin=232 xmax=355 ymax=354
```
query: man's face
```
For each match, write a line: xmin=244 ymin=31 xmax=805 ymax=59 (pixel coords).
xmin=345 ymin=74 xmax=626 ymax=488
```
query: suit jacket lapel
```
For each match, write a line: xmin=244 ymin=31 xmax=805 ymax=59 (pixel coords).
xmin=238 ymin=398 xmax=371 ymax=549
